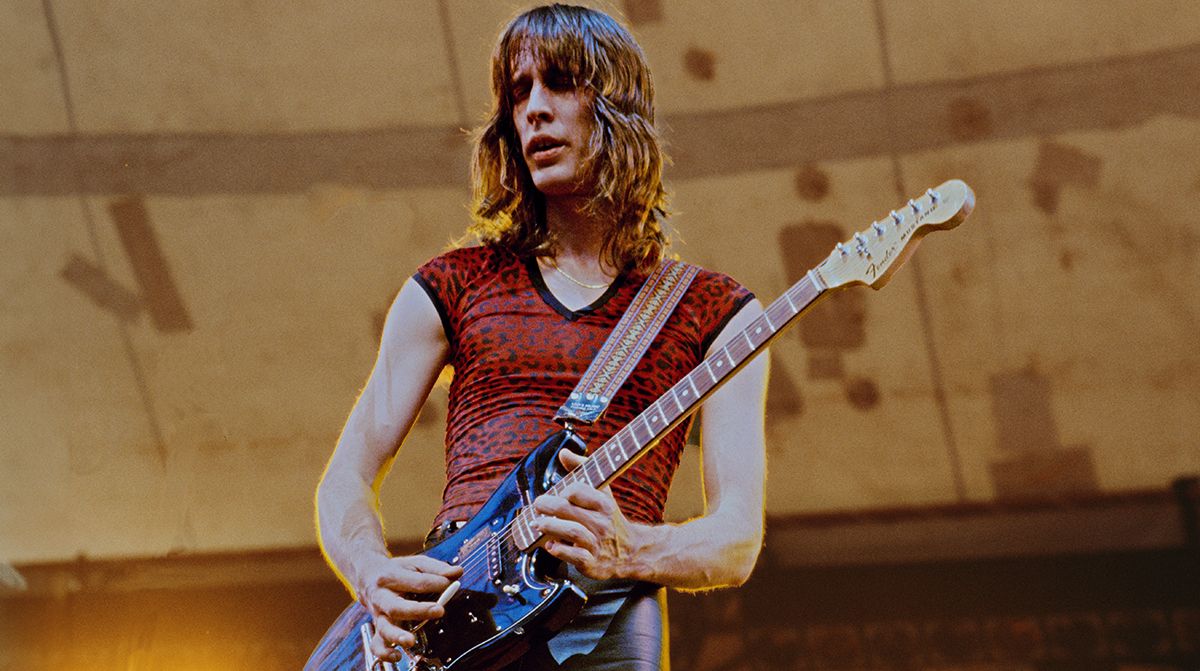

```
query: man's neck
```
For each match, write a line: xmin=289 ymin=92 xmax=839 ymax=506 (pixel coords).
xmin=544 ymin=195 xmax=616 ymax=280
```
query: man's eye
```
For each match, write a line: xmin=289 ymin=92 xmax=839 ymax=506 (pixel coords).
xmin=546 ymin=73 xmax=574 ymax=91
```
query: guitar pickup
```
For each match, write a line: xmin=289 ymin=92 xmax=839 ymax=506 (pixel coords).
xmin=487 ymin=532 xmax=503 ymax=583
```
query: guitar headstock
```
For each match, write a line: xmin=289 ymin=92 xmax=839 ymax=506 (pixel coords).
xmin=815 ymin=179 xmax=975 ymax=290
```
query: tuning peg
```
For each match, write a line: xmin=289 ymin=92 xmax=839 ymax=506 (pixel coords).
xmin=926 ymin=188 xmax=940 ymax=204
xmin=853 ymin=232 xmax=870 ymax=257
xmin=836 ymin=242 xmax=849 ymax=257
xmin=908 ymin=199 xmax=921 ymax=214
xmin=872 ymin=222 xmax=886 ymax=236
xmin=890 ymin=210 xmax=903 ymax=226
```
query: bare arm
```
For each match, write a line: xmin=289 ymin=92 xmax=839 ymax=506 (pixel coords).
xmin=535 ymin=299 xmax=768 ymax=590
xmin=315 ymin=278 xmax=461 ymax=660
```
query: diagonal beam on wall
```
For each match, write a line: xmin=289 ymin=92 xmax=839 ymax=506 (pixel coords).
xmin=2 ymin=43 xmax=1198 ymax=196
xmin=37 ymin=0 xmax=171 ymax=467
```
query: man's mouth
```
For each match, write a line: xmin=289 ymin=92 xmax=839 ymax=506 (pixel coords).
xmin=528 ymin=138 xmax=566 ymax=161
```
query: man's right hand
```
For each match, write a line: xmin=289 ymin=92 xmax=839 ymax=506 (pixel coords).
xmin=358 ymin=554 xmax=463 ymax=662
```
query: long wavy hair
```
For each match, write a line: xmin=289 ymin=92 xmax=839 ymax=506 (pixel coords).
xmin=469 ymin=3 xmax=669 ymax=274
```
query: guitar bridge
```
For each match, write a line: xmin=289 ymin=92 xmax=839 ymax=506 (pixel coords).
xmin=359 ymin=623 xmax=436 ymax=671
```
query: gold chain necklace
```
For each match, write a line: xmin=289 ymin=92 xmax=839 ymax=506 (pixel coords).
xmin=549 ymin=262 xmax=610 ymax=290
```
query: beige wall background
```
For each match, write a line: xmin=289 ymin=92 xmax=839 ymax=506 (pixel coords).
xmin=2 ymin=0 xmax=1198 ymax=565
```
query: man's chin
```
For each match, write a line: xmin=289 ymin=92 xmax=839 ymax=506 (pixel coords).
xmin=533 ymin=176 xmax=588 ymax=199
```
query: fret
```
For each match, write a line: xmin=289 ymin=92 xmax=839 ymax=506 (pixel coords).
xmin=712 ymin=351 xmax=727 ymax=374
xmin=741 ymin=329 xmax=756 ymax=350
xmin=798 ymin=283 xmax=815 ymax=305
xmin=612 ymin=432 xmax=628 ymax=458
xmin=784 ymin=287 xmax=798 ymax=313
xmin=626 ymin=426 xmax=642 ymax=450
xmin=658 ymin=399 xmax=674 ymax=425
xmin=514 ymin=512 xmax=533 ymax=549
xmin=638 ymin=414 xmax=655 ymax=445
xmin=704 ymin=360 xmax=719 ymax=383
xmin=772 ymin=303 xmax=792 ymax=327
xmin=584 ymin=459 xmax=603 ymax=487
xmin=671 ymin=388 xmax=685 ymax=413
xmin=722 ymin=347 xmax=737 ymax=369
xmin=762 ymin=311 xmax=776 ymax=331
xmin=604 ymin=444 xmax=617 ymax=472
xmin=648 ymin=402 xmax=664 ymax=427
xmin=752 ymin=322 xmax=766 ymax=341
xmin=688 ymin=375 xmax=701 ymax=398
xmin=728 ymin=335 xmax=748 ymax=360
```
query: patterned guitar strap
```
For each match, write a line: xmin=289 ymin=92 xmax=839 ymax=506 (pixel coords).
xmin=555 ymin=258 xmax=701 ymax=426
xmin=546 ymin=257 xmax=699 ymax=664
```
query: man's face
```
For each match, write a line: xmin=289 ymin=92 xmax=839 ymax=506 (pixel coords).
xmin=510 ymin=51 xmax=592 ymax=198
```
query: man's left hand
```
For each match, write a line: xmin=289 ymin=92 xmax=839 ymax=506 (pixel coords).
xmin=530 ymin=448 xmax=641 ymax=581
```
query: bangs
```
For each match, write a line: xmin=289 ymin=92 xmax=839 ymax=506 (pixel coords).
xmin=500 ymin=17 xmax=593 ymax=89
xmin=491 ymin=4 xmax=650 ymax=116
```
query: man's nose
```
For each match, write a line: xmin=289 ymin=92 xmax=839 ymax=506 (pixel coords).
xmin=525 ymin=81 xmax=554 ymax=123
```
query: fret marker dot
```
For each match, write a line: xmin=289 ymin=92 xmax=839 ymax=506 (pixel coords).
xmin=755 ymin=327 xmax=762 ymax=334
xmin=683 ymin=390 xmax=689 ymax=396
xmin=716 ymin=361 xmax=723 ymax=367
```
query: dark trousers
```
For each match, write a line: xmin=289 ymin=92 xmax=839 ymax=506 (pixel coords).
xmin=509 ymin=580 xmax=667 ymax=670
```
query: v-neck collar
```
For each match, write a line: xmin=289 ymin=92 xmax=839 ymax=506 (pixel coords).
xmin=525 ymin=256 xmax=629 ymax=321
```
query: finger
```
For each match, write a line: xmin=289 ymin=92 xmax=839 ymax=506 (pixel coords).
xmin=534 ymin=516 xmax=598 ymax=553
xmin=543 ymin=538 xmax=594 ymax=569
xmin=533 ymin=494 xmax=594 ymax=529
xmin=558 ymin=447 xmax=586 ymax=470
xmin=561 ymin=483 xmax=614 ymax=513
xmin=376 ymin=567 xmax=454 ymax=595
xmin=371 ymin=618 xmax=415 ymax=660
xmin=533 ymin=493 xmax=568 ymax=517
xmin=373 ymin=590 xmax=446 ymax=622
xmin=401 ymin=554 xmax=464 ymax=578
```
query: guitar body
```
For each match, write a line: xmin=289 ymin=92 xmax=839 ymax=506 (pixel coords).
xmin=305 ymin=430 xmax=590 ymax=670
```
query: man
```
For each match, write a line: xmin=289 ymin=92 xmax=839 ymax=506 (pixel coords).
xmin=316 ymin=4 xmax=768 ymax=668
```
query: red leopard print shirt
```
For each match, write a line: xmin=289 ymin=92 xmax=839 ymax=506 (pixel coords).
xmin=414 ymin=245 xmax=754 ymax=526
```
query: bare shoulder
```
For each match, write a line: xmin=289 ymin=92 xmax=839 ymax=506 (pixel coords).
xmin=383 ymin=278 xmax=447 ymax=348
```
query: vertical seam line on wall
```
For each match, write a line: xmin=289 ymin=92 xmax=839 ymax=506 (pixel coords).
xmin=437 ymin=0 xmax=471 ymax=128
xmin=40 ymin=0 xmax=169 ymax=467
xmin=871 ymin=0 xmax=968 ymax=502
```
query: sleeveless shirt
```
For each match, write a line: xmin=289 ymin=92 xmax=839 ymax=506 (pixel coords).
xmin=414 ymin=245 xmax=754 ymax=526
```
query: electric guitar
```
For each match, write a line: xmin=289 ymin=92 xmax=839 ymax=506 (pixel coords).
xmin=305 ymin=179 xmax=976 ymax=670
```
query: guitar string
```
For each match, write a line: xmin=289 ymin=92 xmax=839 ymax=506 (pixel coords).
xmin=412 ymin=288 xmax=823 ymax=645
xmin=447 ymin=197 xmax=929 ymax=573
xmin=433 ymin=282 xmax=814 ymax=589
xmin=398 ymin=193 xmax=951 ymax=626
xmin=447 ymin=360 xmax=724 ymax=582
xmin=443 ymin=465 xmax=593 ymax=583
xmin=446 ymin=339 xmax=758 ymax=584
xmin=449 ymin=193 xmax=944 ymax=580
xmin=443 ymin=361 xmax=712 ymax=580
xmin=438 ymin=293 xmax=804 ymax=585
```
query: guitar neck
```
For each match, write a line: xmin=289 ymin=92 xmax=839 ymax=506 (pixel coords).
xmin=554 ymin=270 xmax=827 ymax=494
xmin=512 ymin=179 xmax=973 ymax=551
